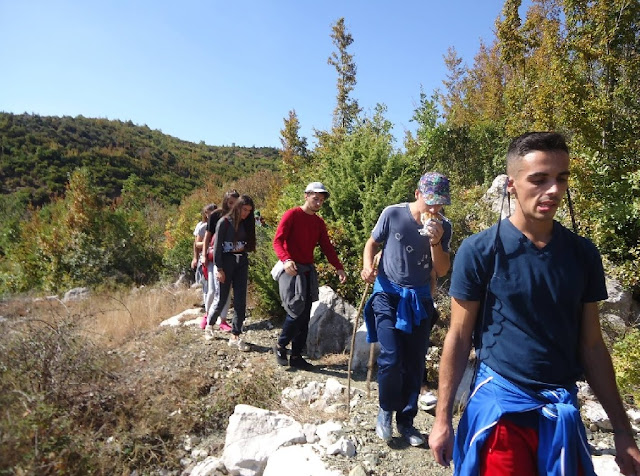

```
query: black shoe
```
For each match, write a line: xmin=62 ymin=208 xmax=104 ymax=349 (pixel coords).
xmin=274 ymin=345 xmax=288 ymax=366
xmin=289 ymin=355 xmax=314 ymax=371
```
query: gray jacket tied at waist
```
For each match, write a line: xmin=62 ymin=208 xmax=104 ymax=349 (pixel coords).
xmin=278 ymin=263 xmax=319 ymax=318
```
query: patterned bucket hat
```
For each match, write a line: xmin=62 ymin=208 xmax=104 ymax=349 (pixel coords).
xmin=418 ymin=172 xmax=451 ymax=205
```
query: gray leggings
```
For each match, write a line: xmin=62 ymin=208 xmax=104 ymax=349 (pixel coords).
xmin=205 ymin=262 xmax=230 ymax=322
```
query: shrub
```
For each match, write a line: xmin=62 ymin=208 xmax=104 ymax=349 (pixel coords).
xmin=0 ymin=314 xmax=117 ymax=473
xmin=249 ymin=225 xmax=284 ymax=319
xmin=612 ymin=329 xmax=640 ymax=404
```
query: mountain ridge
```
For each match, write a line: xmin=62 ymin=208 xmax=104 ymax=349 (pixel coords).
xmin=0 ymin=112 xmax=280 ymax=206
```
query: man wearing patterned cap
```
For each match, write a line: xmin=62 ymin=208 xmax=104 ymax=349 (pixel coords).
xmin=361 ymin=172 xmax=453 ymax=446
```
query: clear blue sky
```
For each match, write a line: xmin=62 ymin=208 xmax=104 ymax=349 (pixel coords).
xmin=0 ymin=1 xmax=530 ymax=148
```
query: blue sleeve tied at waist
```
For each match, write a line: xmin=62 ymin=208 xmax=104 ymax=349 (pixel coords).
xmin=363 ymin=275 xmax=431 ymax=343
xmin=454 ymin=362 xmax=595 ymax=476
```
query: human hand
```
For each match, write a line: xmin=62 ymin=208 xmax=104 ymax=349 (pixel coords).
xmin=337 ymin=269 xmax=347 ymax=284
xmin=427 ymin=220 xmax=444 ymax=245
xmin=191 ymin=258 xmax=197 ymax=270
xmin=614 ymin=432 xmax=640 ymax=475
xmin=284 ymin=260 xmax=297 ymax=276
xmin=216 ymin=269 xmax=226 ymax=283
xmin=429 ymin=419 xmax=455 ymax=467
xmin=360 ymin=267 xmax=377 ymax=284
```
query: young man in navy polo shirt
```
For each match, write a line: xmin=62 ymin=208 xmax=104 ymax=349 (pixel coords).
xmin=429 ymin=132 xmax=640 ymax=475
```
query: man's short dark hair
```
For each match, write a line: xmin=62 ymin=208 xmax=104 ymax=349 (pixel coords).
xmin=507 ymin=132 xmax=569 ymax=175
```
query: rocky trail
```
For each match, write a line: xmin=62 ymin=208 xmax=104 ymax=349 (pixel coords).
xmin=151 ymin=295 xmax=633 ymax=476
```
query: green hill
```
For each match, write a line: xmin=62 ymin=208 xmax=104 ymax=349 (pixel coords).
xmin=0 ymin=112 xmax=280 ymax=206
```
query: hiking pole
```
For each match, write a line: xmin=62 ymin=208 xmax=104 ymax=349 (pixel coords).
xmin=346 ymin=280 xmax=371 ymax=414
xmin=366 ymin=338 xmax=376 ymax=398
xmin=346 ymin=253 xmax=380 ymax=411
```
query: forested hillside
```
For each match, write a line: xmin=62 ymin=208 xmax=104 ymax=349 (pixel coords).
xmin=0 ymin=112 xmax=281 ymax=293
xmin=0 ymin=112 xmax=279 ymax=206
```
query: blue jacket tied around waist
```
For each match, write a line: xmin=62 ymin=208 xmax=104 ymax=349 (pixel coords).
xmin=363 ymin=274 xmax=431 ymax=343
xmin=454 ymin=362 xmax=595 ymax=476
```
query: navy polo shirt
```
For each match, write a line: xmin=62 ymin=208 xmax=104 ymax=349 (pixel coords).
xmin=449 ymin=219 xmax=608 ymax=390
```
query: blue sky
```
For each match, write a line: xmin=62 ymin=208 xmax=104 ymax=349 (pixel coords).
xmin=0 ymin=1 xmax=530 ymax=148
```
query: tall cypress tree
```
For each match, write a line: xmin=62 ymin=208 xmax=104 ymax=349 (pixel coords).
xmin=327 ymin=18 xmax=361 ymax=136
xmin=279 ymin=109 xmax=308 ymax=179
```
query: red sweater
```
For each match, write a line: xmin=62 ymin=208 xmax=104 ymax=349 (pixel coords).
xmin=273 ymin=207 xmax=343 ymax=270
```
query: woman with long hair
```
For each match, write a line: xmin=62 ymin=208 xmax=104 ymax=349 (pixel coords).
xmin=193 ymin=203 xmax=217 ymax=324
xmin=207 ymin=195 xmax=256 ymax=350
xmin=202 ymin=189 xmax=239 ymax=334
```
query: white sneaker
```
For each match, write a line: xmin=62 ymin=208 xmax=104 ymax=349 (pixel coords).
xmin=204 ymin=324 xmax=214 ymax=341
xmin=228 ymin=337 xmax=250 ymax=352
xmin=418 ymin=391 xmax=438 ymax=411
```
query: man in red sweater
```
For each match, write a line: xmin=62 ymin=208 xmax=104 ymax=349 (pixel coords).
xmin=273 ymin=182 xmax=347 ymax=370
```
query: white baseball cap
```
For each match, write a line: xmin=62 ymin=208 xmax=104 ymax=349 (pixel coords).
xmin=304 ymin=182 xmax=330 ymax=198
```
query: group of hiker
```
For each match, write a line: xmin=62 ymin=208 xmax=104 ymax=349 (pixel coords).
xmin=192 ymin=189 xmax=257 ymax=351
xmin=191 ymin=131 xmax=640 ymax=476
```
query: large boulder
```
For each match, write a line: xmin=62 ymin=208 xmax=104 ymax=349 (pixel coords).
xmin=222 ymin=405 xmax=306 ymax=476
xmin=602 ymin=276 xmax=634 ymax=325
xmin=306 ymin=286 xmax=358 ymax=359
xmin=350 ymin=323 xmax=379 ymax=372
xmin=263 ymin=445 xmax=342 ymax=476
xmin=482 ymin=175 xmax=514 ymax=219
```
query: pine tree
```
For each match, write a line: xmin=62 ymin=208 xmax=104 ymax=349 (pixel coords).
xmin=279 ymin=109 xmax=308 ymax=178
xmin=327 ymin=18 xmax=361 ymax=136
xmin=440 ymin=47 xmax=467 ymax=126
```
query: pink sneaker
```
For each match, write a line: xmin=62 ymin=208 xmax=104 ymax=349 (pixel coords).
xmin=219 ymin=321 xmax=232 ymax=332
xmin=200 ymin=315 xmax=208 ymax=330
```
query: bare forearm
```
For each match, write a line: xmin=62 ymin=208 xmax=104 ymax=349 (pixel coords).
xmin=193 ymin=238 xmax=199 ymax=260
xmin=582 ymin=340 xmax=632 ymax=433
xmin=581 ymin=302 xmax=633 ymax=433
xmin=431 ymin=243 xmax=450 ymax=277
xmin=195 ymin=238 xmax=204 ymax=253
xmin=361 ymin=238 xmax=380 ymax=283
xmin=201 ymin=231 xmax=212 ymax=260
xmin=363 ymin=238 xmax=379 ymax=269
xmin=435 ymin=331 xmax=473 ymax=422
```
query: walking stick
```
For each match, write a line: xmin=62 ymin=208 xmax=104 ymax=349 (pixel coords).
xmin=346 ymin=282 xmax=371 ymax=413
xmin=366 ymin=338 xmax=376 ymax=398
xmin=346 ymin=253 xmax=379 ymax=413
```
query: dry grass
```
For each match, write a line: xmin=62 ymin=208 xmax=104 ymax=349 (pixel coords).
xmin=70 ymin=284 xmax=200 ymax=346
xmin=1 ymin=283 xmax=200 ymax=346
xmin=0 ymin=283 xmax=217 ymax=474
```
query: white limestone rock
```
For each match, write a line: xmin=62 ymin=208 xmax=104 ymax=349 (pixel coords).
xmin=582 ymin=400 xmax=613 ymax=431
xmin=262 ymin=444 xmax=342 ymax=476
xmin=316 ymin=420 xmax=343 ymax=448
xmin=326 ymin=436 xmax=356 ymax=457
xmin=222 ymin=405 xmax=306 ymax=476
xmin=190 ymin=456 xmax=226 ymax=476
xmin=160 ymin=308 xmax=202 ymax=327
xmin=482 ymin=175 xmax=514 ymax=219
xmin=592 ymin=454 xmax=621 ymax=475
